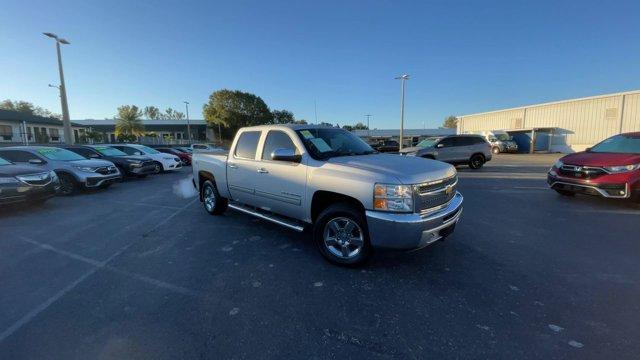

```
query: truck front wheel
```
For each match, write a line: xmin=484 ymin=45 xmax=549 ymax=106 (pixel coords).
xmin=201 ymin=180 xmax=228 ymax=215
xmin=313 ymin=203 xmax=372 ymax=266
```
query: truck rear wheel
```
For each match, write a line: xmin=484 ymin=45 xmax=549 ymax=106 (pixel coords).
xmin=201 ymin=180 xmax=228 ymax=215
xmin=313 ymin=203 xmax=372 ymax=266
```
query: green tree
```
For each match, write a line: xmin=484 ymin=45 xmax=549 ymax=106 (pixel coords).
xmin=292 ymin=119 xmax=308 ymax=124
xmin=443 ymin=115 xmax=458 ymax=129
xmin=1 ymin=99 xmax=60 ymax=118
xmin=115 ymin=105 xmax=145 ymax=138
xmin=202 ymin=89 xmax=274 ymax=136
xmin=163 ymin=108 xmax=185 ymax=120
xmin=85 ymin=130 xmax=103 ymax=143
xmin=143 ymin=106 xmax=161 ymax=120
xmin=342 ymin=125 xmax=354 ymax=131
xmin=271 ymin=109 xmax=295 ymax=124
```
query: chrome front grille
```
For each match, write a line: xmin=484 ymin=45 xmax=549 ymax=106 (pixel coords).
xmin=559 ymin=165 xmax=607 ymax=179
xmin=414 ymin=175 xmax=458 ymax=215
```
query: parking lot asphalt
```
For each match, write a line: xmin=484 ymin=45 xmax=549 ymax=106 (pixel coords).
xmin=1 ymin=154 xmax=639 ymax=359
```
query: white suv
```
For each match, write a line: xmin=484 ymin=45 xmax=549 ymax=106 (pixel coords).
xmin=106 ymin=144 xmax=182 ymax=173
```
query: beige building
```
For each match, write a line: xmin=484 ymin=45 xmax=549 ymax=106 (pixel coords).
xmin=457 ymin=90 xmax=640 ymax=153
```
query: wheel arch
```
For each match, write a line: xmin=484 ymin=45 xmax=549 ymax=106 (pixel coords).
xmin=310 ymin=190 xmax=366 ymax=223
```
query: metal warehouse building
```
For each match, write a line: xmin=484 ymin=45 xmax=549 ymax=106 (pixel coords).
xmin=457 ymin=90 xmax=640 ymax=153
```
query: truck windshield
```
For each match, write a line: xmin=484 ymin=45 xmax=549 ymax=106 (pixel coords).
xmin=296 ymin=128 xmax=376 ymax=160
xmin=590 ymin=134 xmax=640 ymax=154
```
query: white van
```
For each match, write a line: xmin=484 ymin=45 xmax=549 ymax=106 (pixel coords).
xmin=471 ymin=130 xmax=518 ymax=154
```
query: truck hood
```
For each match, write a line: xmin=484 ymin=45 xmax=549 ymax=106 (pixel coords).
xmin=561 ymin=152 xmax=640 ymax=167
xmin=327 ymin=153 xmax=456 ymax=184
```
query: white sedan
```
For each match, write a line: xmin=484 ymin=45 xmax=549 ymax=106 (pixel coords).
xmin=106 ymin=144 xmax=182 ymax=173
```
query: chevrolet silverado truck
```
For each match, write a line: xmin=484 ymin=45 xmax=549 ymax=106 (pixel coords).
xmin=192 ymin=125 xmax=463 ymax=265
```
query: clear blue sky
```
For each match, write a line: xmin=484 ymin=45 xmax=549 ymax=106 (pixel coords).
xmin=1 ymin=0 xmax=639 ymax=128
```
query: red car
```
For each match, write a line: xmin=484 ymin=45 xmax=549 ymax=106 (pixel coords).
xmin=156 ymin=147 xmax=192 ymax=166
xmin=547 ymin=132 xmax=640 ymax=201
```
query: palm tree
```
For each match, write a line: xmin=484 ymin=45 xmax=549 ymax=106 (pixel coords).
xmin=115 ymin=105 xmax=145 ymax=138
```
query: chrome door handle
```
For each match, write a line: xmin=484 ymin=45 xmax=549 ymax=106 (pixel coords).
xmin=257 ymin=168 xmax=269 ymax=174
xmin=228 ymin=163 xmax=238 ymax=169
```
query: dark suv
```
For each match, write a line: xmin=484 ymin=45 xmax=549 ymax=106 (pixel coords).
xmin=0 ymin=156 xmax=60 ymax=205
xmin=63 ymin=145 xmax=156 ymax=178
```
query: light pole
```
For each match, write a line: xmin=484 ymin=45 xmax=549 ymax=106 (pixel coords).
xmin=364 ymin=114 xmax=372 ymax=138
xmin=183 ymin=101 xmax=192 ymax=143
xmin=43 ymin=32 xmax=73 ymax=144
xmin=394 ymin=74 xmax=410 ymax=150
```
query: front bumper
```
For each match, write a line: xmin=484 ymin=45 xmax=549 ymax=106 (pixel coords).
xmin=365 ymin=191 xmax=463 ymax=250
xmin=163 ymin=160 xmax=183 ymax=171
xmin=128 ymin=164 xmax=156 ymax=175
xmin=84 ymin=174 xmax=122 ymax=188
xmin=0 ymin=181 xmax=59 ymax=205
xmin=547 ymin=173 xmax=635 ymax=198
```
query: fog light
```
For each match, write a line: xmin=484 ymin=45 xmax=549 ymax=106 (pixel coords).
xmin=619 ymin=190 xmax=625 ymax=195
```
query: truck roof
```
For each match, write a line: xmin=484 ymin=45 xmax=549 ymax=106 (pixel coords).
xmin=239 ymin=124 xmax=336 ymax=131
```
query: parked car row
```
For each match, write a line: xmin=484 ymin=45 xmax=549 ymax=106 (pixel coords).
xmin=0 ymin=144 xmax=192 ymax=206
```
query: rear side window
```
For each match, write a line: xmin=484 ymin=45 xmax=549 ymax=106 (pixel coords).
xmin=0 ymin=150 xmax=40 ymax=162
xmin=453 ymin=136 xmax=476 ymax=146
xmin=438 ymin=138 xmax=455 ymax=147
xmin=262 ymin=131 xmax=297 ymax=160
xmin=113 ymin=146 xmax=137 ymax=155
xmin=234 ymin=131 xmax=261 ymax=159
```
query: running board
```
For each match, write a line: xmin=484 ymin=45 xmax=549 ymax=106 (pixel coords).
xmin=228 ymin=203 xmax=305 ymax=232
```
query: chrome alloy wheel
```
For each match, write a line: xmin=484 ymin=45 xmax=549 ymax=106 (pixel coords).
xmin=203 ymin=185 xmax=216 ymax=212
xmin=323 ymin=217 xmax=364 ymax=259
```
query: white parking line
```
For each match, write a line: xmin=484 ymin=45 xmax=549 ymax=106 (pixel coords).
xmin=0 ymin=198 xmax=197 ymax=344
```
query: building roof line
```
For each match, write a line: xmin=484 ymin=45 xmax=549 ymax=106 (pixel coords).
xmin=458 ymin=89 xmax=640 ymax=119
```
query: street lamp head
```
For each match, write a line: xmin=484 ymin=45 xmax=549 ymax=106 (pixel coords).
xmin=43 ymin=32 xmax=58 ymax=39
xmin=58 ymin=38 xmax=70 ymax=45
xmin=183 ymin=101 xmax=189 ymax=105
xmin=394 ymin=74 xmax=410 ymax=80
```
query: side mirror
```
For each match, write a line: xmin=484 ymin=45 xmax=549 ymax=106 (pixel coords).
xmin=436 ymin=143 xmax=444 ymax=148
xmin=585 ymin=147 xmax=591 ymax=152
xmin=134 ymin=151 xmax=142 ymax=156
xmin=271 ymin=148 xmax=301 ymax=163
xmin=28 ymin=158 xmax=45 ymax=165
xmin=88 ymin=153 xmax=100 ymax=158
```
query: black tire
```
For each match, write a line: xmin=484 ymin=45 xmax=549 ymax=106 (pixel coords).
xmin=468 ymin=154 xmax=485 ymax=169
xmin=555 ymin=189 xmax=575 ymax=197
xmin=57 ymin=173 xmax=77 ymax=195
xmin=201 ymin=180 xmax=228 ymax=215
xmin=313 ymin=203 xmax=372 ymax=266
xmin=492 ymin=147 xmax=500 ymax=154
xmin=153 ymin=162 xmax=163 ymax=174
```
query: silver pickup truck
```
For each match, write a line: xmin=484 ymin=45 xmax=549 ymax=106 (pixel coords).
xmin=192 ymin=125 xmax=463 ymax=265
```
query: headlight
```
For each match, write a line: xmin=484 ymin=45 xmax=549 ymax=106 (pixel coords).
xmin=73 ymin=165 xmax=97 ymax=172
xmin=553 ymin=160 xmax=564 ymax=169
xmin=373 ymin=184 xmax=413 ymax=212
xmin=163 ymin=157 xmax=174 ymax=160
xmin=405 ymin=152 xmax=417 ymax=157
xmin=0 ymin=177 xmax=20 ymax=184
xmin=49 ymin=170 xmax=58 ymax=179
xmin=604 ymin=164 xmax=640 ymax=173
